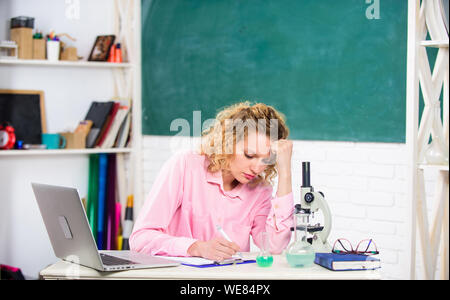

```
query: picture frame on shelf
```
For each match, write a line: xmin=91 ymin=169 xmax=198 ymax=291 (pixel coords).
xmin=88 ymin=35 xmax=115 ymax=61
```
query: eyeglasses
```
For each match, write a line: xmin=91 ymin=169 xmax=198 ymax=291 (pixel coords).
xmin=332 ymin=238 xmax=379 ymax=255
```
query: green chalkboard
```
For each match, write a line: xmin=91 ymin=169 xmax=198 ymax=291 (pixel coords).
xmin=141 ymin=0 xmax=408 ymax=142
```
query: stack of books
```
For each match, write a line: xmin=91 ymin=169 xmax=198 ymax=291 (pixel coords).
xmin=84 ymin=100 xmax=131 ymax=149
xmin=86 ymin=153 xmax=129 ymax=250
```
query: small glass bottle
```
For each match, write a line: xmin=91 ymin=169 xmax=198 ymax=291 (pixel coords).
xmin=286 ymin=211 xmax=315 ymax=268
xmin=256 ymin=231 xmax=273 ymax=267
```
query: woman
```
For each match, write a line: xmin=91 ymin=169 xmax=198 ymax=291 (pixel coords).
xmin=130 ymin=102 xmax=294 ymax=261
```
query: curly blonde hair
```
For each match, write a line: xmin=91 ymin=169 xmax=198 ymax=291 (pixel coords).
xmin=200 ymin=101 xmax=289 ymax=187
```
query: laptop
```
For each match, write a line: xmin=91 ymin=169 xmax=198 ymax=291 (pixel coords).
xmin=31 ymin=183 xmax=179 ymax=272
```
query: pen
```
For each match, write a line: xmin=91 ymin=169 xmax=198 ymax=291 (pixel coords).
xmin=215 ymin=225 xmax=243 ymax=259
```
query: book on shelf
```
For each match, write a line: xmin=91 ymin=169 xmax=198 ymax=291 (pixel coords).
xmin=114 ymin=109 xmax=131 ymax=148
xmin=86 ymin=154 xmax=99 ymax=240
xmin=123 ymin=114 xmax=133 ymax=148
xmin=97 ymin=153 xmax=108 ymax=250
xmin=106 ymin=154 xmax=117 ymax=250
xmin=96 ymin=102 xmax=120 ymax=147
xmin=84 ymin=101 xmax=114 ymax=148
xmin=100 ymin=105 xmax=129 ymax=149
xmin=115 ymin=153 xmax=127 ymax=224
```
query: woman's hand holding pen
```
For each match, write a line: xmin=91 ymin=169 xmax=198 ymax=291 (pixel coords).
xmin=187 ymin=238 xmax=240 ymax=261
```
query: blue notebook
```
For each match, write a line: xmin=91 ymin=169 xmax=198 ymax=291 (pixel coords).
xmin=314 ymin=253 xmax=380 ymax=271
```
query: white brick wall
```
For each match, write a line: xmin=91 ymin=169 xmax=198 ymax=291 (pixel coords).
xmin=140 ymin=135 xmax=442 ymax=280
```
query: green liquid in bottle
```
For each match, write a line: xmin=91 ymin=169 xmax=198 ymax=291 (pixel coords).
xmin=256 ymin=255 xmax=273 ymax=267
xmin=286 ymin=253 xmax=315 ymax=268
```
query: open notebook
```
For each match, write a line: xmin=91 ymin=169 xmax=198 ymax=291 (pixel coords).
xmin=156 ymin=255 xmax=256 ymax=267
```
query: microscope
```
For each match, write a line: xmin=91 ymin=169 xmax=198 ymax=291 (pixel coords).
xmin=291 ymin=162 xmax=332 ymax=253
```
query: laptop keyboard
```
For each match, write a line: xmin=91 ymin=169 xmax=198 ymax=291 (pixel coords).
xmin=100 ymin=253 xmax=138 ymax=266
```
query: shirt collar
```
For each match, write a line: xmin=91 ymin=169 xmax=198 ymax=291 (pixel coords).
xmin=205 ymin=168 xmax=246 ymax=200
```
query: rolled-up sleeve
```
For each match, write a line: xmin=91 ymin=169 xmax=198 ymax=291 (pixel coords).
xmin=129 ymin=152 xmax=197 ymax=257
xmin=251 ymin=188 xmax=294 ymax=254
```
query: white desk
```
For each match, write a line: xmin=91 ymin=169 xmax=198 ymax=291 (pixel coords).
xmin=40 ymin=253 xmax=381 ymax=280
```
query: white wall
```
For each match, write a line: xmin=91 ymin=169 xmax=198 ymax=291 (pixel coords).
xmin=141 ymin=135 xmax=441 ymax=280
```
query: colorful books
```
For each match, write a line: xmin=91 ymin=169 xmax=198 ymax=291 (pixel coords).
xmin=314 ymin=253 xmax=381 ymax=271
xmin=84 ymin=100 xmax=131 ymax=149
xmin=86 ymin=153 xmax=129 ymax=251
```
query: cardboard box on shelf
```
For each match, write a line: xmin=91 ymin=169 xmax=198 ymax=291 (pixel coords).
xmin=10 ymin=27 xmax=33 ymax=59
xmin=32 ymin=38 xmax=45 ymax=59
xmin=60 ymin=47 xmax=78 ymax=61
xmin=60 ymin=131 xmax=87 ymax=149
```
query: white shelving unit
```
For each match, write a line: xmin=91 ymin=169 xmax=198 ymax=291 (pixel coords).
xmin=0 ymin=0 xmax=141 ymax=195
xmin=418 ymin=164 xmax=449 ymax=172
xmin=0 ymin=0 xmax=142 ymax=277
xmin=420 ymin=40 xmax=450 ymax=48
xmin=0 ymin=58 xmax=133 ymax=68
xmin=406 ymin=0 xmax=449 ymax=280
xmin=0 ymin=148 xmax=133 ymax=156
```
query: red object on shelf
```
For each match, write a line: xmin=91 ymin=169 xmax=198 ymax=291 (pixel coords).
xmin=0 ymin=122 xmax=16 ymax=150
xmin=114 ymin=43 xmax=122 ymax=63
xmin=107 ymin=44 xmax=116 ymax=62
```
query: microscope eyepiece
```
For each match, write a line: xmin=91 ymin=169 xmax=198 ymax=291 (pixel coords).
xmin=302 ymin=162 xmax=311 ymax=187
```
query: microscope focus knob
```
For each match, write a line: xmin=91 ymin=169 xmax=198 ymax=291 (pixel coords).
xmin=304 ymin=192 xmax=314 ymax=203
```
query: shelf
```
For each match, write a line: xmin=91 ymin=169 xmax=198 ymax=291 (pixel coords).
xmin=0 ymin=58 xmax=133 ymax=68
xmin=418 ymin=163 xmax=449 ymax=172
xmin=0 ymin=147 xmax=133 ymax=156
xmin=420 ymin=40 xmax=449 ymax=48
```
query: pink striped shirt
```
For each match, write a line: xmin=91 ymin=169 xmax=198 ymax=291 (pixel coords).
xmin=130 ymin=151 xmax=294 ymax=257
